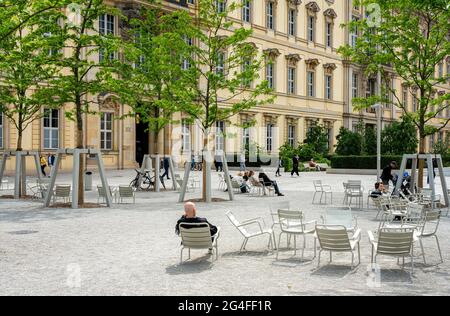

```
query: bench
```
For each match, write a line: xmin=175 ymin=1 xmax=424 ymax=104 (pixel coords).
xmin=303 ymin=163 xmax=316 ymax=172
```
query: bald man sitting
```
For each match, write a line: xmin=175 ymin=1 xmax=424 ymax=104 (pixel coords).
xmin=175 ymin=202 xmax=218 ymax=239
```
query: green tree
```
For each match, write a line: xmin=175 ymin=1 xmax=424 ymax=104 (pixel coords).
xmin=363 ymin=125 xmax=377 ymax=155
xmin=0 ymin=5 xmax=61 ymax=152
xmin=381 ymin=116 xmax=418 ymax=155
xmin=432 ymin=135 xmax=450 ymax=156
xmin=0 ymin=0 xmax=63 ymax=43
xmin=339 ymin=0 xmax=450 ymax=187
xmin=121 ymin=5 xmax=194 ymax=155
xmin=49 ymin=0 xmax=131 ymax=205
xmin=335 ymin=127 xmax=363 ymax=156
xmin=305 ymin=124 xmax=329 ymax=156
xmin=179 ymin=0 xmax=274 ymax=201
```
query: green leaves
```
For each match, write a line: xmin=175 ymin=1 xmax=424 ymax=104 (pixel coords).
xmin=340 ymin=0 xmax=450 ymax=148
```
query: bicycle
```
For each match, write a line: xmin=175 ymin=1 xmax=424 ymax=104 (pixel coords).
xmin=130 ymin=169 xmax=166 ymax=191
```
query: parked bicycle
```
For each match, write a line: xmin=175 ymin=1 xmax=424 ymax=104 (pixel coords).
xmin=130 ymin=169 xmax=166 ymax=191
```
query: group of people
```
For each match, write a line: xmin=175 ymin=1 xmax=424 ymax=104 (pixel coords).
xmin=39 ymin=154 xmax=56 ymax=177
xmin=228 ymin=169 xmax=284 ymax=197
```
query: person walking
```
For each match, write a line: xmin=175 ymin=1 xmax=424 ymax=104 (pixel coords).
xmin=380 ymin=161 xmax=397 ymax=187
xmin=47 ymin=154 xmax=55 ymax=177
xmin=161 ymin=157 xmax=171 ymax=180
xmin=40 ymin=155 xmax=48 ymax=177
xmin=275 ymin=156 xmax=282 ymax=177
xmin=291 ymin=154 xmax=300 ymax=177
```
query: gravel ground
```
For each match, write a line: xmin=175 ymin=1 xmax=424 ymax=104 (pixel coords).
xmin=0 ymin=169 xmax=450 ymax=296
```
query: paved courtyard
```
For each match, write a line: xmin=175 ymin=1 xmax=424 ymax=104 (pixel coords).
xmin=0 ymin=168 xmax=450 ymax=296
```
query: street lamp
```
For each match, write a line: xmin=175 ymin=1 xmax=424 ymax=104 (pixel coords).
xmin=371 ymin=103 xmax=382 ymax=182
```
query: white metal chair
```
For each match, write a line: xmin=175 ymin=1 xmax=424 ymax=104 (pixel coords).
xmin=321 ymin=207 xmax=358 ymax=233
xmin=175 ymin=174 xmax=195 ymax=192
xmin=312 ymin=180 xmax=333 ymax=204
xmin=97 ymin=185 xmax=116 ymax=204
xmin=346 ymin=181 xmax=364 ymax=209
xmin=259 ymin=178 xmax=275 ymax=196
xmin=179 ymin=222 xmax=220 ymax=263
xmin=117 ymin=186 xmax=136 ymax=204
xmin=368 ymin=228 xmax=415 ymax=275
xmin=53 ymin=185 xmax=71 ymax=204
xmin=315 ymin=225 xmax=361 ymax=269
xmin=0 ymin=179 xmax=11 ymax=190
xmin=269 ymin=201 xmax=290 ymax=249
xmin=276 ymin=209 xmax=316 ymax=260
xmin=231 ymin=179 xmax=242 ymax=193
xmin=248 ymin=177 xmax=265 ymax=196
xmin=217 ymin=173 xmax=226 ymax=190
xmin=226 ymin=211 xmax=274 ymax=251
xmin=416 ymin=210 xmax=443 ymax=265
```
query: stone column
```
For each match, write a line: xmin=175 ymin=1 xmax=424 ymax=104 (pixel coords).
xmin=277 ymin=115 xmax=286 ymax=152
xmin=297 ymin=117 xmax=305 ymax=143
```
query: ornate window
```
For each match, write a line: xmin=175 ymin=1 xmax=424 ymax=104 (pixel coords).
xmin=286 ymin=54 xmax=301 ymax=95
xmin=305 ymin=58 xmax=320 ymax=97
xmin=306 ymin=2 xmax=320 ymax=42
xmin=323 ymin=63 xmax=336 ymax=100
xmin=264 ymin=48 xmax=281 ymax=90
xmin=323 ymin=9 xmax=337 ymax=48
xmin=266 ymin=123 xmax=274 ymax=152
xmin=352 ymin=73 xmax=359 ymax=98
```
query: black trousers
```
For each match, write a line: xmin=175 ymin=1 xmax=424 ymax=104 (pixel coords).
xmin=291 ymin=165 xmax=299 ymax=176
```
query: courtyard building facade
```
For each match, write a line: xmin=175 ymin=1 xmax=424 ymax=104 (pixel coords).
xmin=0 ymin=0 xmax=449 ymax=173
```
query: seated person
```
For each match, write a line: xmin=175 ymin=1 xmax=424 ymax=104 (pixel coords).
xmin=175 ymin=202 xmax=218 ymax=239
xmin=258 ymin=170 xmax=284 ymax=197
xmin=370 ymin=182 xmax=389 ymax=198
xmin=309 ymin=159 xmax=321 ymax=171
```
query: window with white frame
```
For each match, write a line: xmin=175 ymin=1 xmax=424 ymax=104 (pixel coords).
xmin=216 ymin=51 xmax=225 ymax=75
xmin=266 ymin=123 xmax=274 ymax=152
xmin=366 ymin=78 xmax=376 ymax=97
xmin=0 ymin=111 xmax=3 ymax=149
xmin=287 ymin=66 xmax=296 ymax=94
xmin=287 ymin=124 xmax=295 ymax=147
xmin=242 ymin=0 xmax=251 ymax=23
xmin=288 ymin=9 xmax=296 ymax=37
xmin=216 ymin=0 xmax=226 ymax=13
xmin=326 ymin=22 xmax=333 ymax=48
xmin=402 ymin=87 xmax=408 ymax=108
xmin=307 ymin=71 xmax=315 ymax=97
xmin=352 ymin=73 xmax=359 ymax=98
xmin=181 ymin=120 xmax=191 ymax=153
xmin=43 ymin=109 xmax=59 ymax=149
xmin=99 ymin=14 xmax=115 ymax=62
xmin=351 ymin=16 xmax=359 ymax=47
xmin=325 ymin=75 xmax=333 ymax=100
xmin=182 ymin=36 xmax=193 ymax=70
xmin=242 ymin=58 xmax=252 ymax=87
xmin=437 ymin=62 xmax=444 ymax=78
xmin=100 ymin=112 xmax=113 ymax=150
xmin=266 ymin=61 xmax=275 ymax=89
xmin=308 ymin=15 xmax=315 ymax=42
xmin=266 ymin=2 xmax=275 ymax=30
xmin=215 ymin=121 xmax=225 ymax=151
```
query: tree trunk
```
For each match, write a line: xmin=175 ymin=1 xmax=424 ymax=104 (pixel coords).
xmin=418 ymin=134 xmax=426 ymax=189
xmin=76 ymin=101 xmax=84 ymax=206
xmin=16 ymin=130 xmax=23 ymax=152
